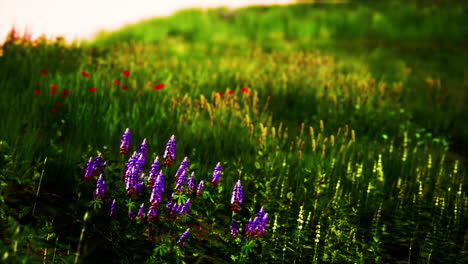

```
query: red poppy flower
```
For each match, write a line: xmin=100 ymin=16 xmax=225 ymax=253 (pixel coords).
xmin=241 ymin=87 xmax=250 ymax=93
xmin=63 ymin=89 xmax=69 ymax=95
xmin=51 ymin=108 xmax=57 ymax=113
xmin=123 ymin=70 xmax=130 ymax=77
xmin=112 ymin=80 xmax=121 ymax=85
xmin=228 ymin=90 xmax=234 ymax=95
xmin=34 ymin=89 xmax=41 ymax=95
xmin=51 ymin=90 xmax=57 ymax=94
xmin=50 ymin=84 xmax=58 ymax=90
xmin=121 ymin=85 xmax=129 ymax=90
xmin=81 ymin=71 xmax=90 ymax=77
xmin=89 ymin=87 xmax=96 ymax=92
xmin=153 ymin=83 xmax=165 ymax=90
xmin=218 ymin=91 xmax=224 ymax=96
xmin=56 ymin=102 xmax=62 ymax=107
xmin=41 ymin=70 xmax=48 ymax=75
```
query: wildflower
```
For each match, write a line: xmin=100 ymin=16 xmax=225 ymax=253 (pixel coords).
xmin=177 ymin=228 xmax=190 ymax=248
xmin=112 ymin=80 xmax=121 ymax=85
xmin=81 ymin=71 xmax=90 ymax=77
xmin=246 ymin=207 xmax=269 ymax=237
xmin=230 ymin=180 xmax=243 ymax=212
xmin=110 ymin=199 xmax=117 ymax=217
xmin=121 ymin=85 xmax=129 ymax=90
xmin=149 ymin=171 xmax=165 ymax=205
xmin=175 ymin=157 xmax=189 ymax=180
xmin=128 ymin=211 xmax=137 ymax=221
xmin=123 ymin=70 xmax=130 ymax=77
xmin=147 ymin=204 xmax=159 ymax=222
xmin=180 ymin=198 xmax=191 ymax=215
xmin=147 ymin=156 xmax=160 ymax=188
xmin=83 ymin=157 xmax=94 ymax=181
xmin=154 ymin=83 xmax=165 ymax=90
xmin=187 ymin=172 xmax=196 ymax=193
xmin=92 ymin=153 xmax=104 ymax=176
xmin=218 ymin=91 xmax=224 ymax=96
xmin=137 ymin=138 xmax=148 ymax=158
xmin=134 ymin=173 xmax=145 ymax=194
xmin=241 ymin=87 xmax=250 ymax=93
xmin=41 ymin=70 xmax=48 ymax=76
xmin=88 ymin=87 xmax=96 ymax=92
xmin=163 ymin=135 xmax=176 ymax=165
xmin=56 ymin=102 xmax=62 ymax=107
xmin=51 ymin=108 xmax=57 ymax=112
xmin=50 ymin=84 xmax=57 ymax=90
xmin=175 ymin=170 xmax=187 ymax=192
xmin=63 ymin=89 xmax=69 ymax=96
xmin=228 ymin=90 xmax=234 ymax=95
xmin=34 ymin=89 xmax=40 ymax=95
xmin=119 ymin=128 xmax=131 ymax=154
xmin=125 ymin=166 xmax=139 ymax=195
xmin=196 ymin=180 xmax=204 ymax=196
xmin=230 ymin=219 xmax=240 ymax=238
xmin=211 ymin=162 xmax=222 ymax=186
xmin=95 ymin=174 xmax=107 ymax=199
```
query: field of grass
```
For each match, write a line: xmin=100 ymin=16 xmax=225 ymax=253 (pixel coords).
xmin=0 ymin=1 xmax=467 ymax=263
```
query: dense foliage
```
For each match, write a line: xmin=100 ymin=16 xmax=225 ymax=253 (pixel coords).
xmin=0 ymin=1 xmax=466 ymax=263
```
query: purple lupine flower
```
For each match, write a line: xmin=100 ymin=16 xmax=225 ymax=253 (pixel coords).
xmin=137 ymin=138 xmax=148 ymax=156
xmin=123 ymin=151 xmax=138 ymax=180
xmin=147 ymin=205 xmax=159 ymax=222
xmin=147 ymin=156 xmax=160 ymax=188
xmin=125 ymin=166 xmax=139 ymax=195
xmin=83 ymin=157 xmax=94 ymax=181
xmin=92 ymin=153 xmax=103 ymax=176
xmin=149 ymin=171 xmax=165 ymax=205
xmin=135 ymin=152 xmax=146 ymax=176
xmin=120 ymin=128 xmax=131 ymax=154
xmin=137 ymin=203 xmax=146 ymax=219
xmin=110 ymin=199 xmax=117 ymax=218
xmin=187 ymin=172 xmax=196 ymax=193
xmin=175 ymin=170 xmax=187 ymax=192
xmin=177 ymin=228 xmax=190 ymax=249
xmin=230 ymin=180 xmax=243 ymax=212
xmin=211 ymin=162 xmax=222 ymax=186
xmin=230 ymin=219 xmax=240 ymax=238
xmin=163 ymin=135 xmax=176 ymax=166
xmin=246 ymin=207 xmax=268 ymax=237
xmin=134 ymin=173 xmax=145 ymax=194
xmin=128 ymin=211 xmax=137 ymax=221
xmin=180 ymin=198 xmax=191 ymax=215
xmin=196 ymin=180 xmax=204 ymax=196
xmin=95 ymin=174 xmax=107 ymax=199
xmin=175 ymin=157 xmax=189 ymax=180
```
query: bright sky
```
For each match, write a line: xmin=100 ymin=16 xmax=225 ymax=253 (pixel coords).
xmin=0 ymin=0 xmax=294 ymax=43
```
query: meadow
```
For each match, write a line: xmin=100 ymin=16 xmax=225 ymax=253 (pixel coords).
xmin=0 ymin=1 xmax=467 ymax=263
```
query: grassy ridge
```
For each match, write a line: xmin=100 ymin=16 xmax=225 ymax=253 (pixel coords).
xmin=0 ymin=1 xmax=466 ymax=263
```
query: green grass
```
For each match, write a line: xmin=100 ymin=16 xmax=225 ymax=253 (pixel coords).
xmin=0 ymin=1 xmax=467 ymax=263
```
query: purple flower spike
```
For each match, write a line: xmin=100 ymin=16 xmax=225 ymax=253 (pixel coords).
xmin=150 ymin=171 xmax=165 ymax=205
xmin=125 ymin=166 xmax=139 ymax=195
xmin=128 ymin=211 xmax=137 ymax=221
xmin=163 ymin=135 xmax=176 ymax=166
xmin=175 ymin=157 xmax=189 ymax=181
xmin=83 ymin=157 xmax=94 ymax=181
xmin=110 ymin=199 xmax=117 ymax=218
xmin=120 ymin=128 xmax=131 ymax=154
xmin=177 ymin=228 xmax=190 ymax=249
xmin=137 ymin=138 xmax=148 ymax=156
xmin=246 ymin=207 xmax=268 ymax=237
xmin=175 ymin=170 xmax=187 ymax=192
xmin=92 ymin=153 xmax=103 ymax=176
xmin=147 ymin=205 xmax=159 ymax=222
xmin=230 ymin=219 xmax=240 ymax=238
xmin=211 ymin=162 xmax=222 ymax=186
xmin=196 ymin=180 xmax=204 ymax=196
xmin=147 ymin=156 xmax=160 ymax=188
xmin=187 ymin=172 xmax=196 ymax=193
xmin=230 ymin=180 xmax=243 ymax=212
xmin=137 ymin=203 xmax=146 ymax=219
xmin=180 ymin=198 xmax=191 ymax=215
xmin=95 ymin=174 xmax=107 ymax=199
